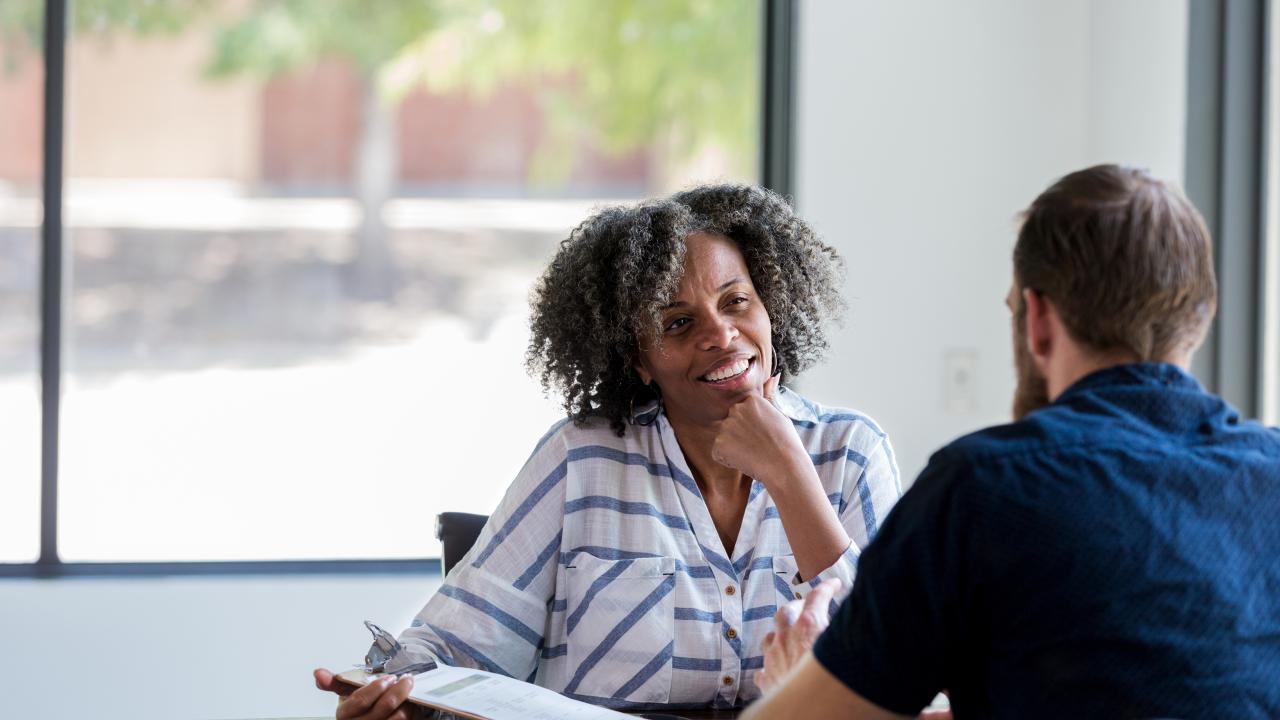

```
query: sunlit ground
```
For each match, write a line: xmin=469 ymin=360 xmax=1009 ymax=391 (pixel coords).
xmin=2 ymin=311 xmax=567 ymax=563
xmin=0 ymin=194 xmax=627 ymax=563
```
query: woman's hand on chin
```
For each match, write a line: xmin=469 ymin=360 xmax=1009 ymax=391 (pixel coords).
xmin=712 ymin=375 xmax=809 ymax=483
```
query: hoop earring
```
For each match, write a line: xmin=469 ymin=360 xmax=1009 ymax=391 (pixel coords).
xmin=770 ymin=344 xmax=782 ymax=378
xmin=629 ymin=382 xmax=662 ymax=426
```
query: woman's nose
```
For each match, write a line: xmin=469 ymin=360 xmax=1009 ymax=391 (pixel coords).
xmin=697 ymin=315 xmax=738 ymax=350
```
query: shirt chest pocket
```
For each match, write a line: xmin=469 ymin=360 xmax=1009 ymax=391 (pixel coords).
xmin=772 ymin=555 xmax=801 ymax=601
xmin=563 ymin=554 xmax=676 ymax=704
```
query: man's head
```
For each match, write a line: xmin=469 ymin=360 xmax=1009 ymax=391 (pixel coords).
xmin=1010 ymin=164 xmax=1217 ymax=419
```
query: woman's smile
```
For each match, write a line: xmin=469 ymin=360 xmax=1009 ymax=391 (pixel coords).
xmin=699 ymin=356 xmax=757 ymax=389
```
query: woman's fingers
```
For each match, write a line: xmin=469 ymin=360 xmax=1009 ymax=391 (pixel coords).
xmin=713 ymin=386 xmax=805 ymax=481
xmin=366 ymin=675 xmax=415 ymax=720
xmin=351 ymin=675 xmax=414 ymax=720
xmin=763 ymin=373 xmax=780 ymax=403
xmin=314 ymin=668 xmax=335 ymax=692
xmin=337 ymin=675 xmax=404 ymax=720
xmin=315 ymin=667 xmax=356 ymax=697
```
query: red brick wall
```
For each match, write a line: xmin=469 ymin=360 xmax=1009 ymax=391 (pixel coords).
xmin=262 ymin=60 xmax=649 ymax=190
xmin=0 ymin=55 xmax=44 ymax=184
xmin=260 ymin=59 xmax=359 ymax=185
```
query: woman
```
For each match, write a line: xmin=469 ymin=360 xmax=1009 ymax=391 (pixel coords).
xmin=316 ymin=184 xmax=901 ymax=715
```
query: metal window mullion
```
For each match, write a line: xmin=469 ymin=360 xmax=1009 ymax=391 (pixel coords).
xmin=38 ymin=0 xmax=68 ymax=572
xmin=1186 ymin=0 xmax=1266 ymax=419
xmin=1216 ymin=0 xmax=1266 ymax=419
xmin=762 ymin=0 xmax=796 ymax=200
xmin=1186 ymin=0 xmax=1224 ymax=389
xmin=1261 ymin=0 xmax=1280 ymax=425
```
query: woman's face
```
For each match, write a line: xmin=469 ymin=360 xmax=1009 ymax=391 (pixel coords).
xmin=635 ymin=232 xmax=774 ymax=428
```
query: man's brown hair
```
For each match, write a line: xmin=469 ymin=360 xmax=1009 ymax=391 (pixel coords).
xmin=1014 ymin=164 xmax=1217 ymax=361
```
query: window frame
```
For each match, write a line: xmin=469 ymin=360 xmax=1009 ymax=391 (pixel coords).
xmin=1263 ymin=0 xmax=1280 ymax=427
xmin=1185 ymin=0 xmax=1274 ymax=422
xmin=1 ymin=0 xmax=796 ymax=578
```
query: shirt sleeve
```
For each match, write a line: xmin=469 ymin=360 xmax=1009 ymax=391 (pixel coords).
xmin=793 ymin=432 xmax=902 ymax=601
xmin=810 ymin=449 xmax=973 ymax=715
xmin=387 ymin=423 xmax=570 ymax=681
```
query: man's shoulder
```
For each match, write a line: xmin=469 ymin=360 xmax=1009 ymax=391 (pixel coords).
xmin=916 ymin=406 xmax=1109 ymax=502
xmin=933 ymin=407 xmax=1081 ymax=466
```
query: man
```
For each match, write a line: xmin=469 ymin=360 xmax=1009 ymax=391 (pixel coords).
xmin=745 ymin=165 xmax=1280 ymax=719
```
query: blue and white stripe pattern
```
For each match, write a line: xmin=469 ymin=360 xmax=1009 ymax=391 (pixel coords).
xmin=390 ymin=387 xmax=901 ymax=710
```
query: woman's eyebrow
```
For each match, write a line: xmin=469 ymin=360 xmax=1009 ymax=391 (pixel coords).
xmin=661 ymin=278 xmax=745 ymax=311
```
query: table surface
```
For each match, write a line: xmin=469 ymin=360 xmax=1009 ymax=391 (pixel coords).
xmin=238 ymin=711 xmax=740 ymax=720
xmin=629 ymin=707 xmax=742 ymax=712
xmin=239 ymin=713 xmax=739 ymax=720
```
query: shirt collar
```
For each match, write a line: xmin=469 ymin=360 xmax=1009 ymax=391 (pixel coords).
xmin=773 ymin=385 xmax=817 ymax=424
xmin=1057 ymin=362 xmax=1202 ymax=402
xmin=646 ymin=384 xmax=815 ymax=426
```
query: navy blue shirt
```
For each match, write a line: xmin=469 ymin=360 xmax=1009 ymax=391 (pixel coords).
xmin=813 ymin=363 xmax=1280 ymax=718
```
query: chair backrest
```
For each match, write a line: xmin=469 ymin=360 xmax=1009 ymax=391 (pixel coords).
xmin=435 ymin=511 xmax=490 ymax=576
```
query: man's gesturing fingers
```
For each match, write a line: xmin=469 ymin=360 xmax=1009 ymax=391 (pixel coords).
xmin=797 ymin=578 xmax=842 ymax=633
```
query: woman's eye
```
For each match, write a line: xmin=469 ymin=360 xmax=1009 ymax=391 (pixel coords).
xmin=664 ymin=317 xmax=691 ymax=333
xmin=727 ymin=296 xmax=749 ymax=308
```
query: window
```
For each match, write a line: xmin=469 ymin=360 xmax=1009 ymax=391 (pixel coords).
xmin=3 ymin=0 xmax=767 ymax=566
xmin=1264 ymin=1 xmax=1280 ymax=427
xmin=0 ymin=10 xmax=43 ymax=563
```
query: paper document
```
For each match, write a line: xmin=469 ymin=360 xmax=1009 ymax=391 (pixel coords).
xmin=336 ymin=666 xmax=632 ymax=720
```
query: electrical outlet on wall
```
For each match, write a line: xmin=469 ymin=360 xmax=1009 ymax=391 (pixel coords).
xmin=943 ymin=348 xmax=978 ymax=414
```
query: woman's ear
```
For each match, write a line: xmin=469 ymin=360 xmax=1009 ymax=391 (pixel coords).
xmin=633 ymin=356 xmax=653 ymax=386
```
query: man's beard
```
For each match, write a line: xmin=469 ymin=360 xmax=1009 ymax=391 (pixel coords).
xmin=1012 ymin=318 xmax=1050 ymax=420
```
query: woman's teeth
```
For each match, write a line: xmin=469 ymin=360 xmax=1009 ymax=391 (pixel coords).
xmin=704 ymin=358 xmax=750 ymax=382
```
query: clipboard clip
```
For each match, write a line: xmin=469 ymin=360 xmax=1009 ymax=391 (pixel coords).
xmin=362 ymin=620 xmax=438 ymax=676
xmin=363 ymin=620 xmax=403 ymax=673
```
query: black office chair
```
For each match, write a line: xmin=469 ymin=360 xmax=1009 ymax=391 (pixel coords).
xmin=435 ymin=512 xmax=489 ymax=576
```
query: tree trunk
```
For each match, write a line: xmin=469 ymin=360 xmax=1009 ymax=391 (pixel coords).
xmin=348 ymin=72 xmax=399 ymax=300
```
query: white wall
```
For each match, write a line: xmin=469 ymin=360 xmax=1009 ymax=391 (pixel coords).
xmin=1 ymin=3 xmax=1190 ymax=718
xmin=0 ymin=574 xmax=439 ymax=719
xmin=795 ymin=0 xmax=1188 ymax=483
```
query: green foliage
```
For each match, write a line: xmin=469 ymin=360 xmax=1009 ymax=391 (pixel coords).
xmin=205 ymin=0 xmax=443 ymax=79
xmin=1 ymin=0 xmax=760 ymax=186
xmin=1 ymin=0 xmax=213 ymax=49
xmin=1 ymin=0 xmax=213 ymax=71
xmin=389 ymin=0 xmax=760 ymax=182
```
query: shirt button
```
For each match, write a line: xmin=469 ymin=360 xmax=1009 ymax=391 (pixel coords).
xmin=725 ymin=627 xmax=738 ymax=639
xmin=725 ymin=585 xmax=736 ymax=596
xmin=722 ymin=675 xmax=734 ymax=686
xmin=794 ymin=591 xmax=802 ymax=599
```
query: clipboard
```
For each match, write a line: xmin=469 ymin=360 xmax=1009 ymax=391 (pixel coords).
xmin=332 ymin=666 xmax=632 ymax=720
xmin=334 ymin=669 xmax=488 ymax=720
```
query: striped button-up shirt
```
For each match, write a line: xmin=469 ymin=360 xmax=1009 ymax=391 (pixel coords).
xmin=389 ymin=387 xmax=901 ymax=711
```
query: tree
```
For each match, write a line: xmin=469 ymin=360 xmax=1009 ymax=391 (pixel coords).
xmin=1 ymin=0 xmax=213 ymax=71
xmin=205 ymin=0 xmax=759 ymax=296
xmin=379 ymin=0 xmax=759 ymax=189
xmin=3 ymin=0 xmax=760 ymax=297
xmin=205 ymin=1 xmax=447 ymax=299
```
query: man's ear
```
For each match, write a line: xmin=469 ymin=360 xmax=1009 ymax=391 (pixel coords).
xmin=1022 ymin=288 xmax=1055 ymax=361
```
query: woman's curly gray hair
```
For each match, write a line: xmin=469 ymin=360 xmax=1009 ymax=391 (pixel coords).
xmin=526 ymin=184 xmax=845 ymax=436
